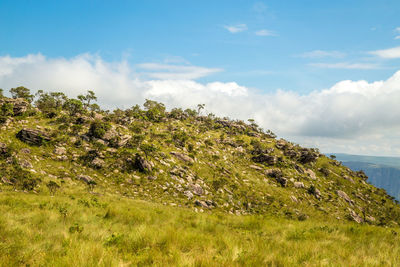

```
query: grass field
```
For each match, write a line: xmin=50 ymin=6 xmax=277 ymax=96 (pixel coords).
xmin=0 ymin=192 xmax=399 ymax=266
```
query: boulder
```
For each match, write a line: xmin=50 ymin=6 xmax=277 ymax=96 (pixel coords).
xmin=194 ymin=199 xmax=215 ymax=209
xmin=91 ymin=157 xmax=105 ymax=169
xmin=183 ymin=190 xmax=194 ymax=199
xmin=190 ymin=183 xmax=204 ymax=196
xmin=252 ymin=154 xmax=276 ymax=165
xmin=16 ymin=128 xmax=50 ymax=146
xmin=305 ymin=169 xmax=317 ymax=180
xmin=265 ymin=168 xmax=282 ymax=178
xmin=294 ymin=182 xmax=305 ymax=188
xmin=54 ymin=147 xmax=66 ymax=155
xmin=276 ymin=177 xmax=288 ymax=187
xmin=348 ymin=208 xmax=363 ymax=223
xmin=134 ymin=154 xmax=152 ymax=172
xmin=170 ymin=151 xmax=194 ymax=163
xmin=298 ymin=149 xmax=318 ymax=164
xmin=337 ymin=190 xmax=354 ymax=205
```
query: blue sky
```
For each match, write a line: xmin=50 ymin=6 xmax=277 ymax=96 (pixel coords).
xmin=1 ymin=0 xmax=400 ymax=93
xmin=1 ymin=1 xmax=400 ymax=156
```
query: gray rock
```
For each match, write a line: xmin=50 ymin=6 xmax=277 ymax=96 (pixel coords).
xmin=54 ymin=147 xmax=66 ymax=155
xmin=294 ymin=182 xmax=305 ymax=188
xmin=134 ymin=154 xmax=152 ymax=172
xmin=190 ymin=183 xmax=204 ymax=196
xmin=183 ymin=190 xmax=194 ymax=199
xmin=0 ymin=98 xmax=29 ymax=116
xmin=170 ymin=151 xmax=194 ymax=163
xmin=276 ymin=177 xmax=288 ymax=187
xmin=16 ymin=128 xmax=50 ymax=146
xmin=337 ymin=190 xmax=354 ymax=205
xmin=91 ymin=157 xmax=105 ymax=169
xmin=252 ymin=154 xmax=276 ymax=165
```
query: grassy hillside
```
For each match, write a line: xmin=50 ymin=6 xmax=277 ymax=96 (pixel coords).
xmin=1 ymin=192 xmax=400 ymax=266
xmin=1 ymin=88 xmax=400 ymax=265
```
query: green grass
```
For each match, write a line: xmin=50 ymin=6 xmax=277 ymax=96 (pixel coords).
xmin=0 ymin=192 xmax=399 ymax=266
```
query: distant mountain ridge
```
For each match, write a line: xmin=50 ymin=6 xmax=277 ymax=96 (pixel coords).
xmin=332 ymin=153 xmax=400 ymax=200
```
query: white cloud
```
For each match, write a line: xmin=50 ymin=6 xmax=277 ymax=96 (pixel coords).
xmin=369 ymin=46 xmax=400 ymax=59
xmin=309 ymin=62 xmax=379 ymax=69
xmin=136 ymin=63 xmax=222 ymax=80
xmin=1 ymin=53 xmax=400 ymax=156
xmin=395 ymin=27 xmax=400 ymax=33
xmin=299 ymin=50 xmax=345 ymax=58
xmin=223 ymin=24 xmax=247 ymax=33
xmin=395 ymin=36 xmax=400 ymax=40
xmin=255 ymin=29 xmax=276 ymax=36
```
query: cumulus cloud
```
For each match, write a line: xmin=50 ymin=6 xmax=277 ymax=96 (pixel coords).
xmin=369 ymin=46 xmax=400 ymax=59
xmin=255 ymin=29 xmax=276 ymax=36
xmin=1 ymin=53 xmax=400 ymax=156
xmin=223 ymin=24 xmax=247 ymax=33
xmin=309 ymin=62 xmax=380 ymax=69
xmin=299 ymin=50 xmax=345 ymax=58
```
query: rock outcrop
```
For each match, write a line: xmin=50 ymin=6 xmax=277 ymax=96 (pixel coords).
xmin=16 ymin=128 xmax=51 ymax=146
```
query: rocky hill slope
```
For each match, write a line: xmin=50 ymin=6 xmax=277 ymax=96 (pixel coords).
xmin=1 ymin=87 xmax=400 ymax=226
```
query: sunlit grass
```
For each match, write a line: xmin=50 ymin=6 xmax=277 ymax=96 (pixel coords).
xmin=0 ymin=192 xmax=399 ymax=266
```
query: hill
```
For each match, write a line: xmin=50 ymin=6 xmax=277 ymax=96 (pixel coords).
xmin=1 ymin=87 xmax=400 ymax=265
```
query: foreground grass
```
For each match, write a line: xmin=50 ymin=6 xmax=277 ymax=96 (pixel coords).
xmin=0 ymin=192 xmax=399 ymax=266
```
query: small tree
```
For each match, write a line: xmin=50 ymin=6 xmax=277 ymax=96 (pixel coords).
xmin=63 ymin=99 xmax=84 ymax=116
xmin=9 ymin=86 xmax=34 ymax=103
xmin=143 ymin=99 xmax=166 ymax=122
xmin=78 ymin=90 xmax=97 ymax=109
xmin=0 ymin=88 xmax=3 ymax=97
xmin=197 ymin=104 xmax=205 ymax=115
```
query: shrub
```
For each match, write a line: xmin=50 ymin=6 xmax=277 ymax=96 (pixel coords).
xmin=10 ymin=86 xmax=34 ymax=103
xmin=88 ymin=120 xmax=111 ymax=139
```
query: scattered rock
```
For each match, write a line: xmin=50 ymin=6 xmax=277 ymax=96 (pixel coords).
xmin=54 ymin=146 xmax=66 ymax=155
xmin=170 ymin=151 xmax=194 ymax=163
xmin=190 ymin=183 xmax=204 ymax=196
xmin=16 ymin=128 xmax=50 ymax=146
xmin=91 ymin=157 xmax=105 ymax=169
xmin=348 ymin=208 xmax=363 ymax=223
xmin=294 ymin=182 xmax=305 ymax=188
xmin=305 ymin=169 xmax=317 ymax=180
xmin=19 ymin=159 xmax=33 ymax=169
xmin=194 ymin=199 xmax=215 ymax=209
xmin=337 ymin=190 xmax=354 ymax=205
xmin=290 ymin=195 xmax=298 ymax=202
xmin=20 ymin=148 xmax=31 ymax=154
xmin=183 ymin=190 xmax=194 ymax=199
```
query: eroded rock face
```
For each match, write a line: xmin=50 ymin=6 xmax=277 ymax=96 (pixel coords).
xmin=16 ymin=128 xmax=51 ymax=146
xmin=0 ymin=98 xmax=29 ymax=116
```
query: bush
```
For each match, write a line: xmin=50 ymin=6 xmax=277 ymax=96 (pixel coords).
xmin=88 ymin=120 xmax=111 ymax=139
